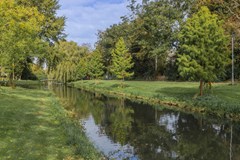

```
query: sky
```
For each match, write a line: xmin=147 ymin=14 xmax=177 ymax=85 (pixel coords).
xmin=57 ymin=0 xmax=130 ymax=47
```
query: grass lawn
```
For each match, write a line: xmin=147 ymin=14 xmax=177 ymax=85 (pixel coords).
xmin=72 ymin=80 xmax=240 ymax=118
xmin=0 ymin=86 xmax=101 ymax=160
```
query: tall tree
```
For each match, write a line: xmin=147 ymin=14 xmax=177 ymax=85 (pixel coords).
xmin=15 ymin=0 xmax=66 ymax=73
xmin=126 ymin=0 xmax=196 ymax=79
xmin=177 ymin=6 xmax=229 ymax=96
xmin=0 ymin=0 xmax=44 ymax=83
xmin=111 ymin=37 xmax=134 ymax=81
xmin=194 ymin=0 xmax=240 ymax=80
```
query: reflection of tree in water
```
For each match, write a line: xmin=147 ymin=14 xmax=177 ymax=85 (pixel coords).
xmin=51 ymin=86 xmax=92 ymax=119
xmin=174 ymin=114 xmax=240 ymax=160
xmin=174 ymin=114 xmax=226 ymax=160
xmin=128 ymin=108 xmax=179 ymax=160
xmin=88 ymin=93 xmax=106 ymax=125
xmin=109 ymin=98 xmax=134 ymax=145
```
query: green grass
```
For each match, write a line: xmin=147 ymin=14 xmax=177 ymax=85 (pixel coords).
xmin=72 ymin=80 xmax=240 ymax=119
xmin=0 ymin=80 xmax=41 ymax=89
xmin=0 ymin=87 xmax=102 ymax=160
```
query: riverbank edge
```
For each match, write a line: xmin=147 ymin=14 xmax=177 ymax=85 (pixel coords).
xmin=70 ymin=82 xmax=240 ymax=121
xmin=49 ymin=91 xmax=106 ymax=159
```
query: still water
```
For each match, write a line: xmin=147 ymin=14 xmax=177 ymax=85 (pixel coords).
xmin=51 ymin=86 xmax=240 ymax=160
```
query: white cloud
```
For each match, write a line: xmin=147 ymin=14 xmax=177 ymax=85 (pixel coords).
xmin=58 ymin=0 xmax=129 ymax=47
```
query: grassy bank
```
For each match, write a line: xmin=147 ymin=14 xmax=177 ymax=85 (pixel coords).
xmin=72 ymin=80 xmax=240 ymax=119
xmin=0 ymin=87 xmax=102 ymax=160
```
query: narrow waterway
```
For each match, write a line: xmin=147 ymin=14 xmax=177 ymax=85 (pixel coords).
xmin=52 ymin=86 xmax=240 ymax=160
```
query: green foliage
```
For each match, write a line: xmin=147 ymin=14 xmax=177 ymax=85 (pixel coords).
xmin=195 ymin=0 xmax=240 ymax=81
xmin=132 ymin=0 xmax=175 ymax=73
xmin=195 ymin=0 xmax=240 ymax=35
xmin=50 ymin=41 xmax=88 ymax=83
xmin=30 ymin=64 xmax=47 ymax=80
xmin=0 ymin=0 xmax=45 ymax=81
xmin=76 ymin=56 xmax=90 ymax=80
xmin=87 ymin=49 xmax=105 ymax=79
xmin=15 ymin=0 xmax=66 ymax=42
xmin=95 ymin=0 xmax=196 ymax=79
xmin=177 ymin=6 xmax=229 ymax=93
xmin=76 ymin=49 xmax=105 ymax=80
xmin=15 ymin=0 xmax=66 ymax=76
xmin=110 ymin=100 xmax=134 ymax=145
xmin=110 ymin=37 xmax=134 ymax=80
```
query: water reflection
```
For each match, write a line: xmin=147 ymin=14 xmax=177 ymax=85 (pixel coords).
xmin=52 ymin=86 xmax=240 ymax=160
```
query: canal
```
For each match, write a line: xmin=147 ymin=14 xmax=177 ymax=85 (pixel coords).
xmin=51 ymin=86 xmax=240 ymax=160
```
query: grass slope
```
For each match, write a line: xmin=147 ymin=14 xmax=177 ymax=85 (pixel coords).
xmin=72 ymin=80 xmax=240 ymax=119
xmin=0 ymin=87 xmax=101 ymax=160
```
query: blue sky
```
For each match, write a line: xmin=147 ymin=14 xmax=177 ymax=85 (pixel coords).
xmin=57 ymin=0 xmax=129 ymax=47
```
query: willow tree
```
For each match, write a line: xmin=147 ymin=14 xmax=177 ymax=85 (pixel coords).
xmin=111 ymin=37 xmax=134 ymax=81
xmin=0 ymin=0 xmax=44 ymax=83
xmin=177 ymin=6 xmax=229 ymax=96
xmin=51 ymin=41 xmax=87 ymax=83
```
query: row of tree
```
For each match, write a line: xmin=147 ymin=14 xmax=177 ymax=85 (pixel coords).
xmin=49 ymin=37 xmax=134 ymax=83
xmin=95 ymin=0 xmax=240 ymax=82
xmin=0 ymin=0 xmax=239 ymax=89
xmin=0 ymin=0 xmax=135 ymax=84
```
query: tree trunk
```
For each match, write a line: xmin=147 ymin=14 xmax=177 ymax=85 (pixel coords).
xmin=155 ymin=55 xmax=158 ymax=72
xmin=199 ymin=80 xmax=203 ymax=96
xmin=12 ymin=63 xmax=15 ymax=81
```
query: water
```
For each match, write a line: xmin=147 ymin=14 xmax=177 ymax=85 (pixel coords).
xmin=51 ymin=86 xmax=240 ymax=160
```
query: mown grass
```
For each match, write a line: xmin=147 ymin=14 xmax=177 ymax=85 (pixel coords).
xmin=72 ymin=80 xmax=240 ymax=119
xmin=0 ymin=86 xmax=102 ymax=160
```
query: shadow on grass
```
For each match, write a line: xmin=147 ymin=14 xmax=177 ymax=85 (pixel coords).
xmin=0 ymin=89 xmax=71 ymax=160
xmin=109 ymin=83 xmax=130 ymax=89
xmin=154 ymin=87 xmax=198 ymax=101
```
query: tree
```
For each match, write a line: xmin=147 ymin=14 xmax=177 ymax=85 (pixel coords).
xmin=15 ymin=0 xmax=66 ymax=73
xmin=194 ymin=0 xmax=240 ymax=80
xmin=15 ymin=0 xmax=65 ymax=42
xmin=50 ymin=41 xmax=87 ymax=83
xmin=76 ymin=56 xmax=89 ymax=80
xmin=0 ymin=0 xmax=44 ymax=84
xmin=110 ymin=37 xmax=134 ymax=81
xmin=88 ymin=49 xmax=104 ymax=80
xmin=96 ymin=22 xmax=132 ymax=78
xmin=194 ymin=0 xmax=240 ymax=34
xmin=133 ymin=0 xmax=174 ymax=75
xmin=124 ymin=0 xmax=196 ymax=79
xmin=177 ymin=6 xmax=229 ymax=96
